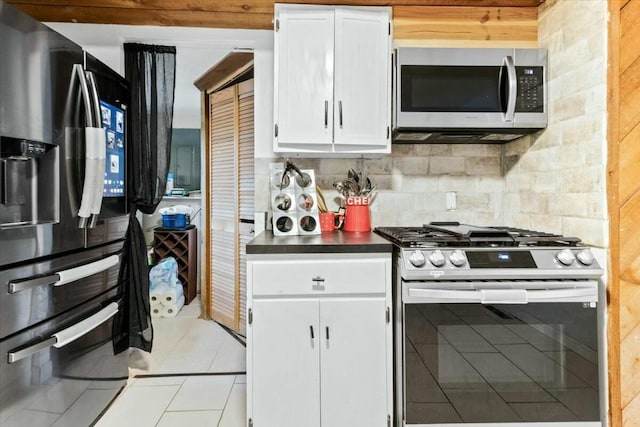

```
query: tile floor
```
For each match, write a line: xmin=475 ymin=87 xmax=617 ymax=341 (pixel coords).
xmin=97 ymin=296 xmax=247 ymax=427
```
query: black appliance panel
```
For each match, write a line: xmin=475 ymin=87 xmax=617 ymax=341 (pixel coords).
xmin=0 ymin=241 xmax=123 ymax=339
xmin=400 ymin=65 xmax=503 ymax=113
xmin=0 ymin=292 xmax=127 ymax=426
xmin=403 ymin=302 xmax=600 ymax=424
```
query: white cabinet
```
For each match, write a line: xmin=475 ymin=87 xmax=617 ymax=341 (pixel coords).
xmin=247 ymin=253 xmax=392 ymax=427
xmin=274 ymin=5 xmax=392 ymax=156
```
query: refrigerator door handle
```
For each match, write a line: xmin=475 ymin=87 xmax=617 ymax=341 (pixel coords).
xmin=8 ymin=274 xmax=61 ymax=294
xmin=76 ymin=65 xmax=97 ymax=228
xmin=54 ymin=254 xmax=119 ymax=287
xmin=7 ymin=302 xmax=119 ymax=364
xmin=7 ymin=254 xmax=119 ymax=294
xmin=85 ymin=71 xmax=102 ymax=126
xmin=85 ymin=71 xmax=106 ymax=228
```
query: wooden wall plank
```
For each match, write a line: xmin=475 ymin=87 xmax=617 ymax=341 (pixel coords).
xmin=8 ymin=0 xmax=274 ymax=13
xmin=620 ymin=279 xmax=640 ymax=340
xmin=607 ymin=0 xmax=622 ymax=425
xmin=8 ymin=4 xmax=274 ymax=29
xmin=394 ymin=6 xmax=537 ymax=42
xmin=619 ymin=56 xmax=640 ymax=139
xmin=619 ymin=123 xmax=640 ymax=204
xmin=621 ymin=320 xmax=640 ymax=408
xmin=7 ymin=0 xmax=541 ymax=29
xmin=620 ymin=0 xmax=640 ymax=73
xmin=620 ymin=192 xmax=640 ymax=278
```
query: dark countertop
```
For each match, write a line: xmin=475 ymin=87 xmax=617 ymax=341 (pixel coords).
xmin=247 ymin=230 xmax=393 ymax=254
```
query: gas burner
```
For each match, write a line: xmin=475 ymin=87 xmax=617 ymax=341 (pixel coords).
xmin=374 ymin=222 xmax=582 ymax=248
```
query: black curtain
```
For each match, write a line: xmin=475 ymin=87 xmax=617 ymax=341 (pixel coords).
xmin=113 ymin=43 xmax=176 ymax=354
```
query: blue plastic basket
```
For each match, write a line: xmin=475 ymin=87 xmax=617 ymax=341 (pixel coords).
xmin=161 ymin=213 xmax=188 ymax=229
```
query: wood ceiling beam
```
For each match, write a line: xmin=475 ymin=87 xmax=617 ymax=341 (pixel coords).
xmin=7 ymin=0 xmax=544 ymax=29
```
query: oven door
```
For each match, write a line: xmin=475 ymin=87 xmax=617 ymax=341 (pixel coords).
xmin=401 ymin=280 xmax=601 ymax=426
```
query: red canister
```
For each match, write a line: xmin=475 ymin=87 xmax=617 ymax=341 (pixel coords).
xmin=343 ymin=196 xmax=371 ymax=232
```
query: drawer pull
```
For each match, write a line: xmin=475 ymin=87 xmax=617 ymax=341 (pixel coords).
xmin=326 ymin=326 xmax=330 ymax=340
xmin=310 ymin=325 xmax=315 ymax=339
xmin=311 ymin=276 xmax=325 ymax=291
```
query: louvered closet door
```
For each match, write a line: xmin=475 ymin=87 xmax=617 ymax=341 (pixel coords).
xmin=209 ymin=86 xmax=238 ymax=330
xmin=208 ymin=79 xmax=254 ymax=334
xmin=237 ymin=79 xmax=254 ymax=336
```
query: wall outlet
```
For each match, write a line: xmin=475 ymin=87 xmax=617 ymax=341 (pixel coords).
xmin=446 ymin=192 xmax=457 ymax=210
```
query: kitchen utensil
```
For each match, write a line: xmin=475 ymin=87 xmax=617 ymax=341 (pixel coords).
xmin=344 ymin=178 xmax=360 ymax=196
xmin=333 ymin=181 xmax=347 ymax=198
xmin=316 ymin=186 xmax=328 ymax=213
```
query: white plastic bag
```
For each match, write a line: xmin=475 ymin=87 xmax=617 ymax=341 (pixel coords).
xmin=149 ymin=257 xmax=178 ymax=289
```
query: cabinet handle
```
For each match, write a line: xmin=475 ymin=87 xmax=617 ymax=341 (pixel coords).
xmin=326 ymin=326 xmax=330 ymax=340
xmin=324 ymin=100 xmax=328 ymax=128
xmin=310 ymin=325 xmax=315 ymax=339
xmin=339 ymin=100 xmax=343 ymax=128
xmin=311 ymin=276 xmax=325 ymax=291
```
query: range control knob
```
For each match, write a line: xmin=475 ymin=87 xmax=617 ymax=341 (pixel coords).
xmin=556 ymin=249 xmax=576 ymax=266
xmin=408 ymin=250 xmax=426 ymax=267
xmin=576 ymin=249 xmax=595 ymax=266
xmin=428 ymin=250 xmax=446 ymax=267
xmin=449 ymin=249 xmax=467 ymax=267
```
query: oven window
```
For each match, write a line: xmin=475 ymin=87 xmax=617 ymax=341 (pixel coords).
xmin=404 ymin=303 xmax=599 ymax=424
xmin=400 ymin=65 xmax=507 ymax=113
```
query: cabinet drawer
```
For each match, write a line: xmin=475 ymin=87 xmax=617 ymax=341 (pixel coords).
xmin=252 ymin=259 xmax=386 ymax=296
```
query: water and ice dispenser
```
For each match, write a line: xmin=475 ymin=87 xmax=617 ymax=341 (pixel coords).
xmin=0 ymin=136 xmax=58 ymax=227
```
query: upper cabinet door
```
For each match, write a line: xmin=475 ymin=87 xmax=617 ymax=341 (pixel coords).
xmin=275 ymin=9 xmax=334 ymax=146
xmin=333 ymin=8 xmax=390 ymax=147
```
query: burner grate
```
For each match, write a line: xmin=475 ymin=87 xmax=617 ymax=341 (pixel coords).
xmin=374 ymin=224 xmax=582 ymax=248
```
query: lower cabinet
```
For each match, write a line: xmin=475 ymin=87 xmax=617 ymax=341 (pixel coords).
xmin=247 ymin=254 xmax=392 ymax=427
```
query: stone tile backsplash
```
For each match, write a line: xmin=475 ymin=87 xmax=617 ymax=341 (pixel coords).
xmin=503 ymin=0 xmax=608 ymax=247
xmin=256 ymin=143 xmax=504 ymax=228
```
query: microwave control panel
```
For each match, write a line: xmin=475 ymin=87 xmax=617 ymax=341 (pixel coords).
xmin=515 ymin=66 xmax=544 ymax=113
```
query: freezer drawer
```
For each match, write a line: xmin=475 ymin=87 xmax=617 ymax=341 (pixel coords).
xmin=0 ymin=241 xmax=123 ymax=338
xmin=0 ymin=291 xmax=127 ymax=427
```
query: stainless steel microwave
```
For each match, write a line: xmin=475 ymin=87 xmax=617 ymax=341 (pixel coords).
xmin=393 ymin=47 xmax=547 ymax=143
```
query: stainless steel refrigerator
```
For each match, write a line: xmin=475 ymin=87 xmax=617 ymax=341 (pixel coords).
xmin=0 ymin=3 xmax=130 ymax=425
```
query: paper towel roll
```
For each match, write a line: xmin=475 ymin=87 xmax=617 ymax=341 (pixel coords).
xmin=161 ymin=295 xmax=185 ymax=318
xmin=151 ymin=305 xmax=163 ymax=317
xmin=150 ymin=292 xmax=163 ymax=307
xmin=160 ymin=283 xmax=183 ymax=304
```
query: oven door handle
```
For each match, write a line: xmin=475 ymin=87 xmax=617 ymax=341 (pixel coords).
xmin=407 ymin=287 xmax=598 ymax=304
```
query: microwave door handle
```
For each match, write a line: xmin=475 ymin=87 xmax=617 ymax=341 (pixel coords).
xmin=7 ymin=302 xmax=119 ymax=364
xmin=503 ymin=56 xmax=517 ymax=122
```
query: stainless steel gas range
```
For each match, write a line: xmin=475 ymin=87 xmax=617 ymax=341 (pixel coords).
xmin=374 ymin=222 xmax=605 ymax=427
